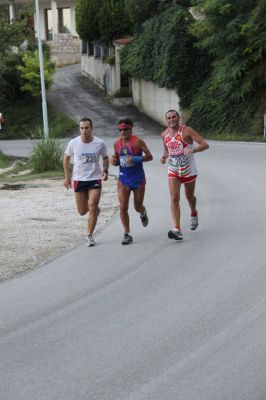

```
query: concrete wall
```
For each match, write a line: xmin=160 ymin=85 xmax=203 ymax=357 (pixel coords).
xmin=132 ymin=79 xmax=180 ymax=126
xmin=81 ymin=55 xmax=181 ymax=125
xmin=81 ymin=54 xmax=117 ymax=95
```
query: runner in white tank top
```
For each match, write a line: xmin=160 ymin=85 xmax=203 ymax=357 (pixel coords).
xmin=161 ymin=110 xmax=209 ymax=241
xmin=163 ymin=123 xmax=198 ymax=181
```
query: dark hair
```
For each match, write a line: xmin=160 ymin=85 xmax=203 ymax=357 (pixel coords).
xmin=118 ymin=117 xmax=133 ymax=127
xmin=80 ymin=117 xmax=93 ymax=127
xmin=165 ymin=110 xmax=180 ymax=118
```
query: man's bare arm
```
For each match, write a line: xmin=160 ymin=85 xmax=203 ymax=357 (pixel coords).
xmin=63 ymin=154 xmax=71 ymax=189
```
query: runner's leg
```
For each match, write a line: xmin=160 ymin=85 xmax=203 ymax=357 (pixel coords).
xmin=184 ymin=180 xmax=197 ymax=215
xmin=168 ymin=178 xmax=182 ymax=229
xmin=87 ymin=188 xmax=101 ymax=235
xmin=75 ymin=191 xmax=89 ymax=215
xmin=133 ymin=184 xmax=145 ymax=214
xmin=118 ymin=184 xmax=131 ymax=233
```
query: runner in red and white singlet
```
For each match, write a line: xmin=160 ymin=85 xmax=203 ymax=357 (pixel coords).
xmin=161 ymin=110 xmax=209 ymax=241
xmin=163 ymin=123 xmax=198 ymax=183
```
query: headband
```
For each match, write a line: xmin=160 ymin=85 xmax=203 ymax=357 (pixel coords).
xmin=118 ymin=123 xmax=132 ymax=130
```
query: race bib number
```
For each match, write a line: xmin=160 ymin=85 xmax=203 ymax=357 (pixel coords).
xmin=77 ymin=153 xmax=96 ymax=173
xmin=120 ymin=155 xmax=132 ymax=167
xmin=169 ymin=155 xmax=188 ymax=169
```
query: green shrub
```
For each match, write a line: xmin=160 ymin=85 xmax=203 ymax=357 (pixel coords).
xmin=120 ymin=5 xmax=211 ymax=108
xmin=30 ymin=133 xmax=63 ymax=173
xmin=105 ymin=54 xmax=115 ymax=65
xmin=113 ymin=87 xmax=131 ymax=97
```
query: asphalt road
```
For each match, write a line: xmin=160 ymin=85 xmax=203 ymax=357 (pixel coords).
xmin=1 ymin=65 xmax=266 ymax=400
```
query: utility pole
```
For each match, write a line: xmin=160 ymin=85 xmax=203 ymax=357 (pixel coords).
xmin=34 ymin=0 xmax=49 ymax=139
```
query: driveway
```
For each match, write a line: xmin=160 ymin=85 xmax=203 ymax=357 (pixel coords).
xmin=0 ymin=63 xmax=163 ymax=157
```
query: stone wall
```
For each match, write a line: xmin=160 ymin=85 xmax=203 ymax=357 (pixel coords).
xmin=50 ymin=33 xmax=81 ymax=66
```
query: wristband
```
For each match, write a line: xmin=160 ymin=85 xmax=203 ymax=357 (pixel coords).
xmin=103 ymin=170 xmax=109 ymax=174
xmin=131 ymin=156 xmax=143 ymax=163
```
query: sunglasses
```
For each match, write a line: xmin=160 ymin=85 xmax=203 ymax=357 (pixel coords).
xmin=118 ymin=128 xmax=131 ymax=132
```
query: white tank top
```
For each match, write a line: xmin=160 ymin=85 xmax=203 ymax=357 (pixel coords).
xmin=163 ymin=124 xmax=197 ymax=177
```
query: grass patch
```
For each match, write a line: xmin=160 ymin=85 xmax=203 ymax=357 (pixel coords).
xmin=0 ymin=152 xmax=15 ymax=169
xmin=30 ymin=136 xmax=63 ymax=173
xmin=0 ymin=98 xmax=77 ymax=139
xmin=0 ymin=157 xmax=63 ymax=182
xmin=205 ymin=132 xmax=266 ymax=142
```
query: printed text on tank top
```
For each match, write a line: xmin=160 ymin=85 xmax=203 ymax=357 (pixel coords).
xmin=164 ymin=125 xmax=197 ymax=177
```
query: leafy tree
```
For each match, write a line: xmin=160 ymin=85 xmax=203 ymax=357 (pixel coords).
xmin=99 ymin=0 xmax=131 ymax=41
xmin=125 ymin=0 xmax=159 ymax=26
xmin=0 ymin=52 xmax=25 ymax=103
xmin=189 ymin=0 xmax=266 ymax=135
xmin=76 ymin=0 xmax=132 ymax=42
xmin=120 ymin=4 xmax=210 ymax=108
xmin=17 ymin=50 xmax=55 ymax=98
xmin=75 ymin=0 xmax=102 ymax=41
xmin=0 ymin=6 xmax=35 ymax=104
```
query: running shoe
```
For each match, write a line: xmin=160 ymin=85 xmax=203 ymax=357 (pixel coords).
xmin=168 ymin=229 xmax=183 ymax=241
xmin=87 ymin=234 xmax=96 ymax=247
xmin=121 ymin=233 xmax=133 ymax=245
xmin=190 ymin=215 xmax=198 ymax=230
xmin=140 ymin=207 xmax=149 ymax=227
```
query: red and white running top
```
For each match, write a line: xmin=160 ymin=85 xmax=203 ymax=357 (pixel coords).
xmin=163 ymin=124 xmax=197 ymax=178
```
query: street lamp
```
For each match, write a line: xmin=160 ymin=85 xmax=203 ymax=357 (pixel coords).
xmin=34 ymin=0 xmax=49 ymax=139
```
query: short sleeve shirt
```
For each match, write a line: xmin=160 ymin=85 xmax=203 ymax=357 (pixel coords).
xmin=65 ymin=136 xmax=108 ymax=181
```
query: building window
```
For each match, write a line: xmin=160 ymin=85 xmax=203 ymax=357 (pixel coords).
xmin=88 ymin=42 xmax=94 ymax=56
xmin=45 ymin=9 xmax=53 ymax=41
xmin=44 ymin=7 xmax=71 ymax=40
xmin=58 ymin=8 xmax=71 ymax=34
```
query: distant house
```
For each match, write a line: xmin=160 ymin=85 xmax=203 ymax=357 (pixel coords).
xmin=2 ymin=0 xmax=81 ymax=66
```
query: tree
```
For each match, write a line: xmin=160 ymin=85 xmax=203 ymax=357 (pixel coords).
xmin=99 ymin=0 xmax=131 ymax=41
xmin=189 ymin=0 xmax=266 ymax=135
xmin=17 ymin=50 xmax=55 ymax=98
xmin=75 ymin=0 xmax=102 ymax=41
xmin=76 ymin=0 xmax=132 ymax=42
xmin=0 ymin=6 xmax=35 ymax=104
xmin=120 ymin=4 xmax=210 ymax=108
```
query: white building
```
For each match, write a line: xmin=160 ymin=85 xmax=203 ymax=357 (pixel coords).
xmin=2 ymin=0 xmax=81 ymax=65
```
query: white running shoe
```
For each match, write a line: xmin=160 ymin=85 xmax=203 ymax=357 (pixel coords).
xmin=191 ymin=215 xmax=198 ymax=230
xmin=87 ymin=234 xmax=96 ymax=247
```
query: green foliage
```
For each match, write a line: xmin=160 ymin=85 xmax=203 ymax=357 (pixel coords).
xmin=76 ymin=0 xmax=102 ymax=42
xmin=0 ymin=5 xmax=36 ymax=104
xmin=0 ymin=14 xmax=34 ymax=52
xmin=99 ymin=0 xmax=131 ymax=41
xmin=0 ymin=151 xmax=12 ymax=169
xmin=76 ymin=0 xmax=132 ymax=42
xmin=105 ymin=53 xmax=116 ymax=65
xmin=125 ymin=0 xmax=159 ymax=26
xmin=113 ymin=87 xmax=131 ymax=97
xmin=17 ymin=50 xmax=55 ymax=98
xmin=0 ymin=99 xmax=76 ymax=140
xmin=30 ymin=134 xmax=63 ymax=173
xmin=0 ymin=52 xmax=25 ymax=103
xmin=188 ymin=0 xmax=266 ymax=135
xmin=120 ymin=4 xmax=211 ymax=108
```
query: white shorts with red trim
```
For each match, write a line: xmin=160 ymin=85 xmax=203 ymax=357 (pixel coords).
xmin=168 ymin=172 xmax=197 ymax=184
